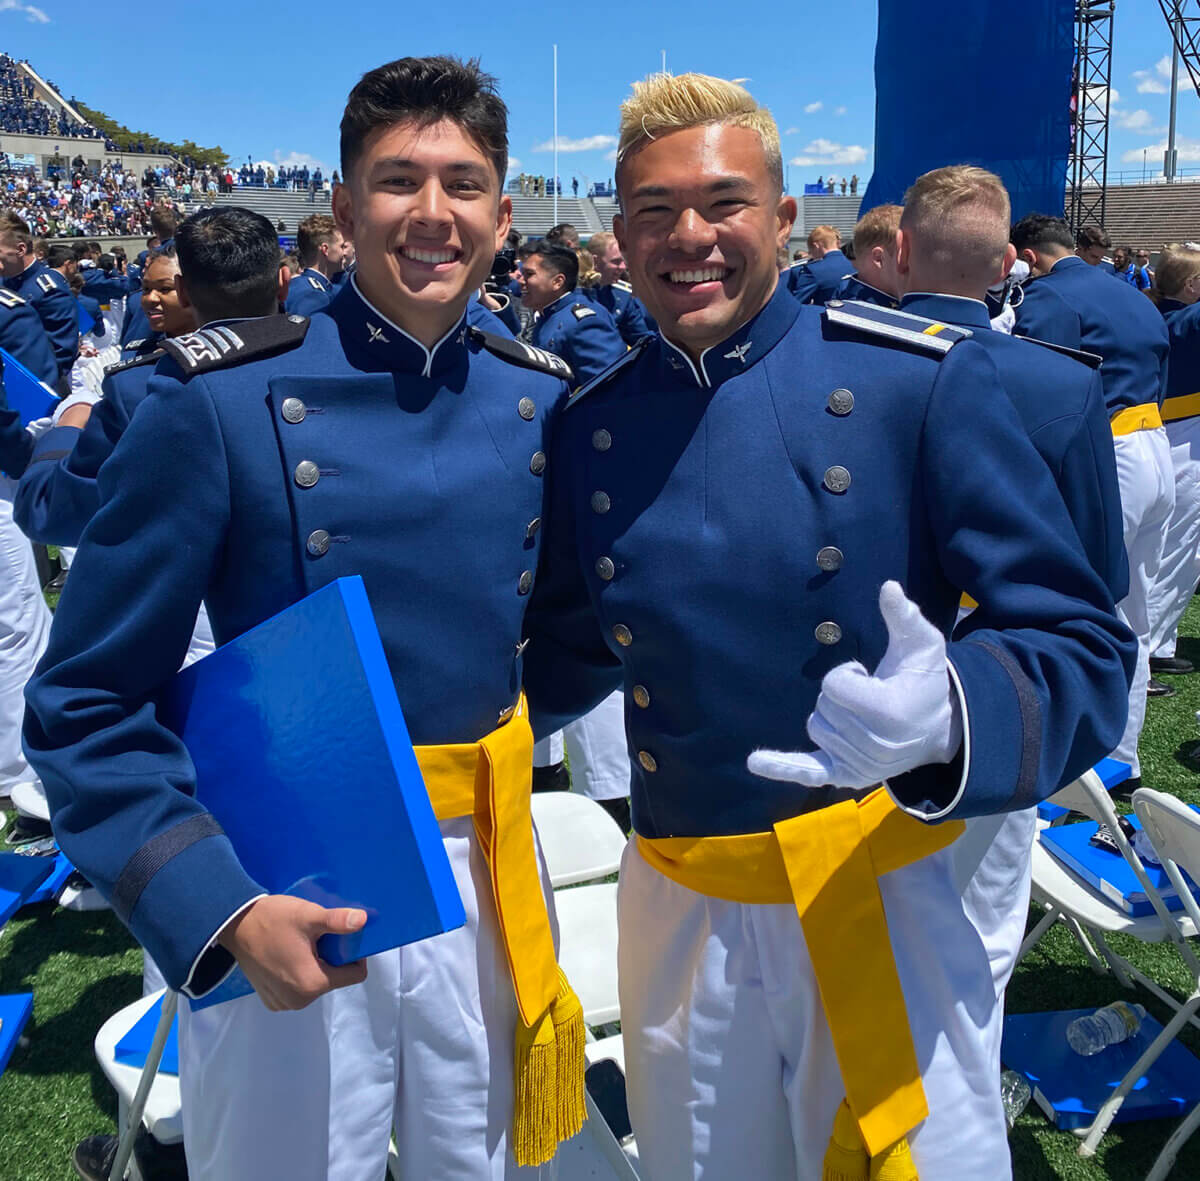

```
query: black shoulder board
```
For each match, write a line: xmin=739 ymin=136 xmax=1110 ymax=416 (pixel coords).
xmin=566 ymin=336 xmax=651 ymax=410
xmin=1013 ymin=333 xmax=1103 ymax=370
xmin=468 ymin=326 xmax=574 ymax=383
xmin=104 ymin=348 xmax=165 ymax=377
xmin=160 ymin=315 xmax=310 ymax=376
xmin=823 ymin=299 xmax=971 ymax=356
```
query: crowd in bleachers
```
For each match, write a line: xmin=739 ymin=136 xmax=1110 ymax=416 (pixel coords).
xmin=0 ymin=55 xmax=102 ymax=141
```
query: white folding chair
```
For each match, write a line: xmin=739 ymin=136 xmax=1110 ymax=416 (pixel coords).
xmin=93 ymin=989 xmax=181 ymax=1180
xmin=1019 ymin=769 xmax=1199 ymax=1013
xmin=532 ymin=793 xmax=627 ymax=888
xmin=555 ymin=882 xmax=620 ymax=1026
xmin=1130 ymin=789 xmax=1200 ymax=1181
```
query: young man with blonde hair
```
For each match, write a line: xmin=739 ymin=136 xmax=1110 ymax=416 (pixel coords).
xmin=526 ymin=73 xmax=1133 ymax=1181
xmin=833 ymin=203 xmax=902 ymax=307
xmin=786 ymin=221 xmax=853 ymax=304
xmin=896 ymin=165 xmax=1126 ymax=1023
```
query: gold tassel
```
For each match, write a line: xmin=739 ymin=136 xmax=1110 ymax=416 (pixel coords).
xmin=823 ymin=1101 xmax=871 ymax=1181
xmin=512 ymin=1008 xmax=558 ymax=1167
xmin=869 ymin=1135 xmax=918 ymax=1181
xmin=551 ymin=968 xmax=587 ymax=1144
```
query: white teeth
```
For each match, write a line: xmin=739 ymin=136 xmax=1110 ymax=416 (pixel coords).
xmin=668 ymin=267 xmax=726 ymax=283
xmin=403 ymin=247 xmax=457 ymax=264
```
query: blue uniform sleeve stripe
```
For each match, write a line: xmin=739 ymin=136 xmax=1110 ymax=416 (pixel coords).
xmin=111 ymin=812 xmax=225 ymax=921
xmin=974 ymin=638 xmax=1042 ymax=810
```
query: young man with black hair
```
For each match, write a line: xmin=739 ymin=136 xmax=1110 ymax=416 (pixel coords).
xmin=1013 ymin=212 xmax=1173 ymax=791
xmin=26 ymin=57 xmax=579 ymax=1181
xmin=521 ymin=242 xmax=624 ymax=385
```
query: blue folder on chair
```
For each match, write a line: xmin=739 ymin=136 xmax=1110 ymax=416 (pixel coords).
xmin=0 ymin=347 xmax=57 ymax=424
xmin=158 ymin=576 xmax=465 ymax=1007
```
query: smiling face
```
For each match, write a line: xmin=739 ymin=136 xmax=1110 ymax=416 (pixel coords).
xmin=332 ymin=117 xmax=512 ymax=345
xmin=518 ymin=253 xmax=564 ymax=311
xmin=614 ymin=123 xmax=795 ymax=359
xmin=141 ymin=254 xmax=193 ymax=337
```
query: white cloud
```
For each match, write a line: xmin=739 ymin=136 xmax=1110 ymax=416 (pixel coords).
xmin=1120 ymin=135 xmax=1200 ymax=165
xmin=784 ymin=126 xmax=800 ymax=135
xmin=0 ymin=0 xmax=49 ymax=22
xmin=507 ymin=156 xmax=521 ymax=175
xmin=1133 ymin=56 xmax=1184 ymax=95
xmin=1114 ymin=108 xmax=1165 ymax=134
xmin=789 ymin=138 xmax=868 ymax=166
xmin=604 ymin=148 xmax=618 ymax=161
xmin=834 ymin=106 xmax=848 ymax=116
xmin=532 ymin=134 xmax=617 ymax=153
xmin=804 ymin=101 xmax=823 ymax=114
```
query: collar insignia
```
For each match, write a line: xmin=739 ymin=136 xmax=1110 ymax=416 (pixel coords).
xmin=724 ymin=341 xmax=752 ymax=363
xmin=366 ymin=322 xmax=388 ymax=345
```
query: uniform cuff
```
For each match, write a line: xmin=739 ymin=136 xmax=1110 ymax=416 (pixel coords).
xmin=182 ymin=892 xmax=267 ymax=999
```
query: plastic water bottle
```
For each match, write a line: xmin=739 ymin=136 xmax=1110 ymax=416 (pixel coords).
xmin=1000 ymin=1070 xmax=1031 ymax=1130
xmin=1066 ymin=1001 xmax=1147 ymax=1056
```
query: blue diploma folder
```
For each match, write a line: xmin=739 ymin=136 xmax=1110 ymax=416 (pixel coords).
xmin=114 ymin=994 xmax=179 ymax=1076
xmin=1038 ymin=810 xmax=1200 ymax=916
xmin=159 ymin=576 xmax=465 ymax=1006
xmin=0 ymin=347 xmax=57 ymax=425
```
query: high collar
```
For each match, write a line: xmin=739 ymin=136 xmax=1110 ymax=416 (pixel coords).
xmin=1159 ymin=297 xmax=1190 ymax=319
xmin=900 ymin=291 xmax=992 ymax=330
xmin=538 ymin=288 xmax=580 ymax=318
xmin=302 ymin=267 xmax=332 ymax=290
xmin=328 ymin=274 xmax=468 ymax=378
xmin=1050 ymin=255 xmax=1087 ymax=275
xmin=656 ymin=279 xmax=801 ymax=389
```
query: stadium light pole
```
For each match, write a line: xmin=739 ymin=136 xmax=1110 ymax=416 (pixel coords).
xmin=1168 ymin=13 xmax=1181 ymax=182
xmin=662 ymin=50 xmax=667 ymax=75
xmin=553 ymin=44 xmax=559 ymax=225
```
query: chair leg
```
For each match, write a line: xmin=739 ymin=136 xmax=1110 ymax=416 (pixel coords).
xmin=1018 ymin=906 xmax=1060 ymax=962
xmin=1078 ymin=993 xmax=1200 ymax=1157
xmin=1091 ymin=930 xmax=1134 ymax=988
xmin=109 ymin=991 xmax=178 ymax=1181
xmin=1062 ymin=916 xmax=1108 ymax=977
xmin=1147 ymin=1097 xmax=1200 ymax=1181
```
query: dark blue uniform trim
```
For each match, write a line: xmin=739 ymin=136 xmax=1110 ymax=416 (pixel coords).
xmin=112 ymin=813 xmax=225 ymax=921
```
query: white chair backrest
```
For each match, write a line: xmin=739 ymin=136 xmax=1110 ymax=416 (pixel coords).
xmin=1046 ymin=768 xmax=1118 ymax=827
xmin=1132 ymin=788 xmax=1200 ymax=940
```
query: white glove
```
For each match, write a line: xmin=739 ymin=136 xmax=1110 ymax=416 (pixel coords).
xmin=747 ymin=581 xmax=962 ymax=789
xmin=51 ymin=388 xmax=101 ymax=423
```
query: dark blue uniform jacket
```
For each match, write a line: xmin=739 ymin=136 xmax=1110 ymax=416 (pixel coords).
xmin=23 ymin=281 xmax=571 ymax=996
xmin=531 ymin=288 xmax=626 ymax=387
xmin=1015 ymin=255 xmax=1169 ymax=414
xmin=6 ymin=260 xmax=77 ymax=377
xmin=523 ymin=283 xmax=1135 ymax=839
xmin=585 ymin=283 xmax=656 ymax=345
xmin=0 ymin=287 xmax=59 ymax=387
xmin=785 ymin=249 xmax=854 ymax=305
xmin=284 ymin=268 xmax=334 ymax=318
xmin=902 ymin=293 xmax=1127 ymax=604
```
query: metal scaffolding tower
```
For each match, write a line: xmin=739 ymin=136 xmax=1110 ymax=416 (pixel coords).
xmin=1068 ymin=1 xmax=1115 ymax=232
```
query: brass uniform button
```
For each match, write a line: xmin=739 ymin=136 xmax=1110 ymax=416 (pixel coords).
xmin=613 ymin=624 xmax=633 ymax=646
xmin=638 ymin=750 xmax=658 ymax=773
xmin=632 ymin=685 xmax=650 ymax=709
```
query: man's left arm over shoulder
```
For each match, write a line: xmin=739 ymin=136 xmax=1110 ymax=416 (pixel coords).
xmin=890 ymin=339 xmax=1136 ymax=821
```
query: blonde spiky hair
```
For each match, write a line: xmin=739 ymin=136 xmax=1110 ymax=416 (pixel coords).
xmin=616 ymin=73 xmax=783 ymax=192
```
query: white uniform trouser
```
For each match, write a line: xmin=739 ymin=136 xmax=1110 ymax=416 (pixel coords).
xmin=533 ymin=691 xmax=631 ymax=802
xmin=1148 ymin=416 xmax=1200 ymax=660
xmin=1113 ymin=426 xmax=1175 ymax=775
xmin=618 ymin=838 xmax=1009 ymax=1181
xmin=0 ymin=479 xmax=50 ymax=795
xmin=178 ymin=817 xmax=556 ymax=1181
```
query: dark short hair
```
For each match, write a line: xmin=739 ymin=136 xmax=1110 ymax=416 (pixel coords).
xmin=340 ymin=56 xmax=507 ymax=184
xmin=1011 ymin=214 xmax=1075 ymax=255
xmin=175 ymin=207 xmax=281 ymax=320
xmin=46 ymin=244 xmax=73 ymax=268
xmin=70 ymin=242 xmax=91 ymax=263
xmin=1076 ymin=224 xmax=1111 ymax=251
xmin=149 ymin=205 xmax=178 ymax=240
xmin=532 ymin=243 xmax=579 ymax=291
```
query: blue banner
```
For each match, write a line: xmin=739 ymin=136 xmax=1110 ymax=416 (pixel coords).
xmin=862 ymin=0 xmax=1076 ymax=221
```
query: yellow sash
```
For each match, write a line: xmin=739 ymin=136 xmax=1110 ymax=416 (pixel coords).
xmin=414 ymin=695 xmax=584 ymax=1166
xmin=1110 ymin=402 xmax=1163 ymax=435
xmin=1161 ymin=392 xmax=1200 ymax=424
xmin=640 ymin=788 xmax=964 ymax=1179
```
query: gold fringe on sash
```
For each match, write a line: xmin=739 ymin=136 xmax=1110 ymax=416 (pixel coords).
xmin=416 ymin=697 xmax=585 ymax=1167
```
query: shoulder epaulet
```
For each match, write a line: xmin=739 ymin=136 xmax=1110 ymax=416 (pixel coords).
xmin=104 ymin=348 xmax=165 ymax=377
xmin=823 ymin=299 xmax=972 ymax=356
xmin=613 ymin=279 xmax=633 ymax=292
xmin=786 ymin=260 xmax=810 ymax=271
xmin=35 ymin=272 xmax=59 ymax=294
xmin=122 ymin=338 xmax=148 ymax=351
xmin=468 ymin=326 xmax=573 ymax=383
xmin=1012 ymin=333 xmax=1103 ymax=370
xmin=160 ymin=314 xmax=310 ymax=376
xmin=566 ymin=336 xmax=651 ymax=410
xmin=572 ymin=304 xmax=597 ymax=321
xmin=0 ymin=287 xmax=27 ymax=309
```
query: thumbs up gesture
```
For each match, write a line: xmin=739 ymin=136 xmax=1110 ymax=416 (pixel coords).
xmin=748 ymin=581 xmax=962 ymax=789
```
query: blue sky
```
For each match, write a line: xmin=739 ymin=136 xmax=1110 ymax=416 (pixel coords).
xmin=0 ymin=0 xmax=1195 ymax=190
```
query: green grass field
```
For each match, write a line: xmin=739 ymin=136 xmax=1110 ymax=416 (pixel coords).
xmin=6 ymin=608 xmax=1200 ymax=1179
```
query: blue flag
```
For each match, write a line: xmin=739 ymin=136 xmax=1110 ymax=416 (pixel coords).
xmin=0 ymin=347 xmax=57 ymax=425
